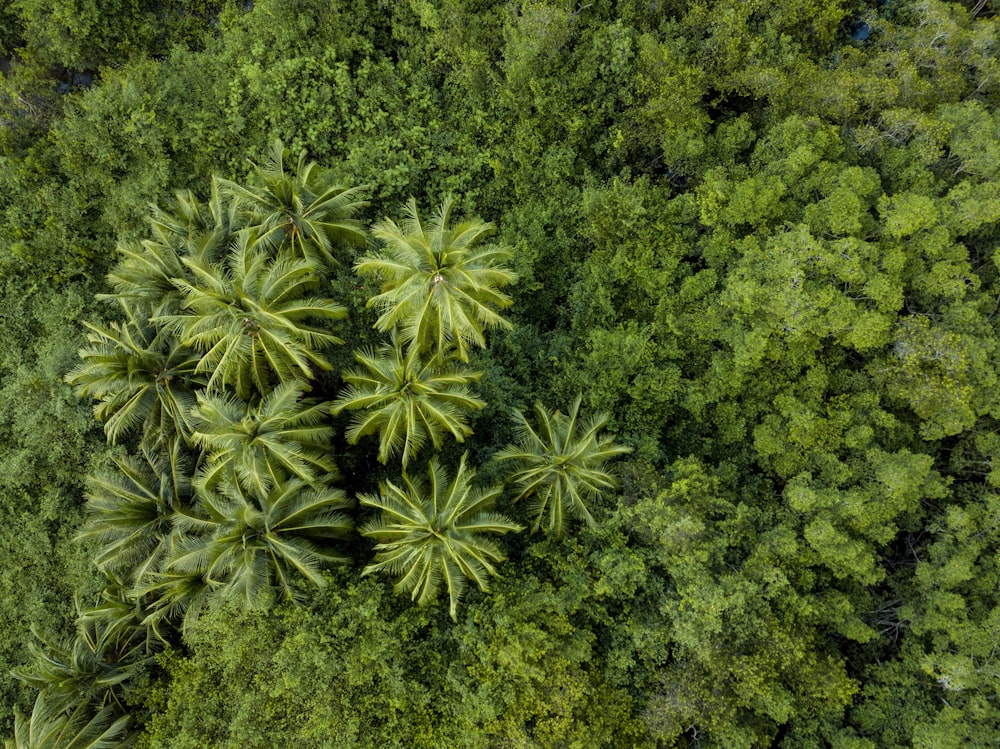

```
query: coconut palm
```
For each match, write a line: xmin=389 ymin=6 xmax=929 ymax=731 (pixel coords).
xmin=102 ymin=181 xmax=235 ymax=318
xmin=100 ymin=239 xmax=188 ymax=319
xmin=156 ymin=233 xmax=346 ymax=399
xmin=65 ymin=305 xmax=202 ymax=445
xmin=331 ymin=332 xmax=485 ymax=467
xmin=76 ymin=439 xmax=193 ymax=587
xmin=355 ymin=196 xmax=517 ymax=361
xmin=13 ymin=609 xmax=152 ymax=716
xmin=7 ymin=693 xmax=136 ymax=749
xmin=360 ymin=453 xmax=521 ymax=620
xmin=190 ymin=381 xmax=337 ymax=495
xmin=219 ymin=139 xmax=368 ymax=269
xmin=495 ymin=397 xmax=631 ymax=539
xmin=165 ymin=476 xmax=353 ymax=609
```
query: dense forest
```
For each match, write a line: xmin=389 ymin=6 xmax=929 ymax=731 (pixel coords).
xmin=2 ymin=0 xmax=1000 ymax=746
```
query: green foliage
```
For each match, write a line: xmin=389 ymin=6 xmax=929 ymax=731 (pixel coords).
xmin=357 ymin=196 xmax=517 ymax=362
xmin=496 ymin=396 xmax=631 ymax=538
xmin=360 ymin=454 xmax=520 ymax=620
xmin=7 ymin=0 xmax=1000 ymax=744
xmin=332 ymin=333 xmax=485 ymax=467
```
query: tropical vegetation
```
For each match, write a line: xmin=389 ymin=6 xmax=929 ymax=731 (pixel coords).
xmin=3 ymin=0 xmax=1000 ymax=746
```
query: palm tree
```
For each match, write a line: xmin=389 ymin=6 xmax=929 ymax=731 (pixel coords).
xmin=102 ymin=180 xmax=235 ymax=318
xmin=164 ymin=476 xmax=353 ymax=609
xmin=76 ymin=439 xmax=193 ymax=587
xmin=76 ymin=582 xmax=166 ymax=652
xmin=13 ymin=609 xmax=152 ymax=716
xmin=156 ymin=233 xmax=346 ymax=399
xmin=495 ymin=397 xmax=631 ymax=539
xmin=355 ymin=196 xmax=517 ymax=361
xmin=101 ymin=240 xmax=187 ymax=320
xmin=190 ymin=381 xmax=337 ymax=495
xmin=331 ymin=332 xmax=485 ymax=467
xmin=360 ymin=453 xmax=521 ymax=620
xmin=7 ymin=693 xmax=136 ymax=749
xmin=65 ymin=304 xmax=203 ymax=445
xmin=219 ymin=139 xmax=368 ymax=269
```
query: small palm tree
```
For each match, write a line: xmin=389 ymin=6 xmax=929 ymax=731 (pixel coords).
xmin=191 ymin=381 xmax=337 ymax=494
xmin=165 ymin=476 xmax=353 ymax=609
xmin=360 ymin=453 xmax=521 ymax=620
xmin=65 ymin=305 xmax=202 ymax=445
xmin=156 ymin=234 xmax=346 ymax=399
xmin=331 ymin=332 xmax=485 ymax=467
xmin=77 ymin=439 xmax=193 ymax=587
xmin=495 ymin=397 xmax=631 ymax=539
xmin=220 ymin=139 xmax=368 ymax=269
xmin=355 ymin=196 xmax=517 ymax=361
xmin=7 ymin=693 xmax=136 ymax=749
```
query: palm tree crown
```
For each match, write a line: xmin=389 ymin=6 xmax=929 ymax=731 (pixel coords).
xmin=65 ymin=305 xmax=202 ymax=445
xmin=331 ymin=332 xmax=485 ymax=467
xmin=166 ymin=476 xmax=353 ymax=609
xmin=360 ymin=453 xmax=521 ymax=620
xmin=156 ymin=234 xmax=346 ymax=399
xmin=8 ymin=693 xmax=136 ymax=749
xmin=495 ymin=397 xmax=631 ymax=539
xmin=77 ymin=439 xmax=193 ymax=588
xmin=13 ymin=604 xmax=153 ymax=717
xmin=355 ymin=196 xmax=517 ymax=361
xmin=190 ymin=381 xmax=337 ymax=495
xmin=219 ymin=140 xmax=368 ymax=269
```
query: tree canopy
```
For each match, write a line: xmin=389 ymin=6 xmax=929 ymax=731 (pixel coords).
xmin=3 ymin=0 xmax=1000 ymax=746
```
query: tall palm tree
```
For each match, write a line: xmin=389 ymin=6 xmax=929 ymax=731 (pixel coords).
xmin=190 ymin=381 xmax=337 ymax=495
xmin=355 ymin=196 xmax=517 ymax=361
xmin=360 ymin=453 xmax=521 ymax=620
xmin=7 ymin=693 xmax=136 ymax=749
xmin=219 ymin=139 xmax=368 ymax=269
xmin=331 ymin=332 xmax=485 ymax=467
xmin=65 ymin=304 xmax=203 ymax=445
xmin=76 ymin=439 xmax=193 ymax=587
xmin=100 ymin=239 xmax=187 ymax=320
xmin=165 ymin=476 xmax=353 ymax=609
xmin=156 ymin=233 xmax=346 ymax=399
xmin=495 ymin=397 xmax=631 ymax=539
